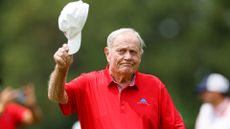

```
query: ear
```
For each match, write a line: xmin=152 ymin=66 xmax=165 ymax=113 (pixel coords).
xmin=104 ymin=47 xmax=110 ymax=63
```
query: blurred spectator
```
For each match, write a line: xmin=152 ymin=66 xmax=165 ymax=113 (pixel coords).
xmin=72 ymin=121 xmax=81 ymax=129
xmin=195 ymin=73 xmax=230 ymax=129
xmin=0 ymin=83 xmax=42 ymax=129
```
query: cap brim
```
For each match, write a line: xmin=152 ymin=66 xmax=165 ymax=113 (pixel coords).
xmin=67 ymin=32 xmax=81 ymax=55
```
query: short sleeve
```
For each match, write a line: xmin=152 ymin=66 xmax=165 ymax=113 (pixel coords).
xmin=59 ymin=74 xmax=88 ymax=115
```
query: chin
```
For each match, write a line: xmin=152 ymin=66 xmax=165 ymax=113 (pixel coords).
xmin=119 ymin=68 xmax=135 ymax=74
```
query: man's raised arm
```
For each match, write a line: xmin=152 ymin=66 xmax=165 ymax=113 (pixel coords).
xmin=48 ymin=44 xmax=73 ymax=104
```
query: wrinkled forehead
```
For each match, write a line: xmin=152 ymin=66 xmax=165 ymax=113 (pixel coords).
xmin=111 ymin=32 xmax=140 ymax=47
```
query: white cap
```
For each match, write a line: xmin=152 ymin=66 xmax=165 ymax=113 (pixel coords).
xmin=197 ymin=73 xmax=229 ymax=93
xmin=58 ymin=0 xmax=89 ymax=55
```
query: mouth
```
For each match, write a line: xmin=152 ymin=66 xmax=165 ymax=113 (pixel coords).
xmin=120 ymin=63 xmax=133 ymax=67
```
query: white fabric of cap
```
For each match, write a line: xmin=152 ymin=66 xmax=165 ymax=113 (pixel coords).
xmin=58 ymin=0 xmax=89 ymax=55
xmin=206 ymin=73 xmax=229 ymax=93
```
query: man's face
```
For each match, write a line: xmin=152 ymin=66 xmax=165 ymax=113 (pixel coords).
xmin=200 ymin=91 xmax=222 ymax=104
xmin=105 ymin=32 xmax=142 ymax=75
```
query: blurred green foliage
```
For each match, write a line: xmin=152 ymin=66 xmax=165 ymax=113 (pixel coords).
xmin=1 ymin=0 xmax=230 ymax=129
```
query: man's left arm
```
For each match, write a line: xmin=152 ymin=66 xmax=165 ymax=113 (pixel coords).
xmin=159 ymin=83 xmax=186 ymax=129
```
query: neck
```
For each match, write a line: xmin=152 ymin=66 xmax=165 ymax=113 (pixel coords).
xmin=212 ymin=96 xmax=225 ymax=107
xmin=112 ymin=73 xmax=133 ymax=84
xmin=109 ymin=69 xmax=134 ymax=84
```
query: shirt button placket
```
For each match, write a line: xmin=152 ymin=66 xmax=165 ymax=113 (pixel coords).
xmin=120 ymin=91 xmax=126 ymax=113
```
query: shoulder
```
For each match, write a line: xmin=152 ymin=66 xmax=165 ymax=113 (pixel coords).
xmin=225 ymin=98 xmax=230 ymax=113
xmin=5 ymin=102 xmax=28 ymax=114
xmin=136 ymin=72 xmax=163 ymax=84
xmin=199 ymin=103 xmax=213 ymax=114
xmin=137 ymin=72 xmax=161 ymax=80
xmin=6 ymin=102 xmax=24 ymax=109
xmin=69 ymin=69 xmax=105 ymax=84
xmin=66 ymin=69 xmax=106 ymax=87
xmin=136 ymin=72 xmax=166 ymax=91
xmin=78 ymin=69 xmax=104 ymax=79
xmin=200 ymin=103 xmax=212 ymax=109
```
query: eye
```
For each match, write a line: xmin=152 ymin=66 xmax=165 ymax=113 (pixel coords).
xmin=130 ymin=50 xmax=138 ymax=55
xmin=117 ymin=49 xmax=126 ymax=54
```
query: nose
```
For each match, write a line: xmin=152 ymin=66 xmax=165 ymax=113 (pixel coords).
xmin=124 ymin=52 xmax=132 ymax=60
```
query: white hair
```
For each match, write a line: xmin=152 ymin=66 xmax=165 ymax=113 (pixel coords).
xmin=106 ymin=28 xmax=146 ymax=54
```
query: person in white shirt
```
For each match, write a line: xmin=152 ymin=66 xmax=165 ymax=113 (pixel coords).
xmin=195 ymin=73 xmax=230 ymax=129
xmin=72 ymin=121 xmax=81 ymax=129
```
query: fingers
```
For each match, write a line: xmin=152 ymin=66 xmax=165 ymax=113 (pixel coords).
xmin=66 ymin=54 xmax=73 ymax=65
xmin=54 ymin=44 xmax=73 ymax=69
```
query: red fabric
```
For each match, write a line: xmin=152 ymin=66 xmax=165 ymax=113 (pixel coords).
xmin=60 ymin=67 xmax=185 ymax=129
xmin=0 ymin=103 xmax=28 ymax=129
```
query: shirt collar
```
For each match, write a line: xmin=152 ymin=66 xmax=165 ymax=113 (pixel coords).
xmin=103 ymin=65 xmax=140 ymax=89
xmin=103 ymin=65 xmax=113 ymax=86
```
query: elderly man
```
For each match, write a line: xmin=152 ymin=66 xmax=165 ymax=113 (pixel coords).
xmin=48 ymin=28 xmax=185 ymax=129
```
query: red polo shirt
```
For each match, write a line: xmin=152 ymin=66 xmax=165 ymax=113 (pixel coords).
xmin=0 ymin=103 xmax=28 ymax=129
xmin=60 ymin=67 xmax=185 ymax=129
